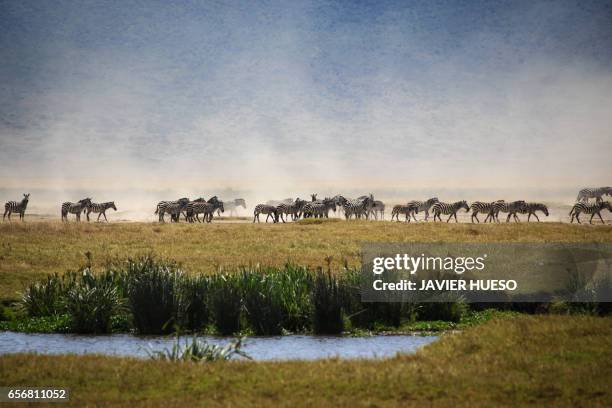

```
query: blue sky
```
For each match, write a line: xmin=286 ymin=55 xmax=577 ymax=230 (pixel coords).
xmin=1 ymin=0 xmax=611 ymax=194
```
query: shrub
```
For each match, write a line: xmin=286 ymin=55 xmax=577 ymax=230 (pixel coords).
xmin=125 ymin=256 xmax=183 ymax=334
xmin=209 ymin=274 xmax=243 ymax=335
xmin=64 ymin=268 xmax=124 ymax=333
xmin=177 ymin=275 xmax=211 ymax=331
xmin=21 ymin=273 xmax=75 ymax=317
xmin=240 ymin=270 xmax=285 ymax=335
xmin=312 ymin=270 xmax=344 ymax=334
xmin=146 ymin=334 xmax=251 ymax=362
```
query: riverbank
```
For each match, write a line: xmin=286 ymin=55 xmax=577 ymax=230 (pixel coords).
xmin=2 ymin=220 xmax=611 ymax=302
xmin=1 ymin=314 xmax=609 ymax=406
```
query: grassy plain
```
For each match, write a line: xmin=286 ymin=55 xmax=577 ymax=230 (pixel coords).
xmin=0 ymin=314 xmax=610 ymax=406
xmin=1 ymin=220 xmax=612 ymax=301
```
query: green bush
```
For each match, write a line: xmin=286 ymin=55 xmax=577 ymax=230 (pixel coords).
xmin=125 ymin=256 xmax=183 ymax=334
xmin=64 ymin=269 xmax=124 ymax=334
xmin=312 ymin=270 xmax=344 ymax=334
xmin=209 ymin=274 xmax=243 ymax=335
xmin=21 ymin=273 xmax=75 ymax=317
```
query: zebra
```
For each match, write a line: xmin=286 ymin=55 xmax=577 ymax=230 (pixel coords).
xmin=576 ymin=187 xmax=612 ymax=203
xmin=85 ymin=201 xmax=117 ymax=222
xmin=431 ymin=200 xmax=469 ymax=223
xmin=391 ymin=204 xmax=417 ymax=222
xmin=277 ymin=198 xmax=306 ymax=222
xmin=216 ymin=198 xmax=246 ymax=217
xmin=3 ymin=193 xmax=30 ymax=221
xmin=61 ymin=198 xmax=92 ymax=222
xmin=302 ymin=197 xmax=336 ymax=219
xmin=519 ymin=202 xmax=549 ymax=222
xmin=492 ymin=200 xmax=526 ymax=223
xmin=406 ymin=198 xmax=439 ymax=222
xmin=343 ymin=195 xmax=374 ymax=220
xmin=569 ymin=201 xmax=612 ymax=224
xmin=470 ymin=200 xmax=503 ymax=223
xmin=253 ymin=204 xmax=279 ymax=223
xmin=369 ymin=200 xmax=385 ymax=220
xmin=155 ymin=198 xmax=190 ymax=223
xmin=185 ymin=197 xmax=223 ymax=223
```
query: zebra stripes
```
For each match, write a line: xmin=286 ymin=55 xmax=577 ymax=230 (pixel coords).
xmin=406 ymin=198 xmax=439 ymax=222
xmin=519 ymin=202 xmax=549 ymax=222
xmin=343 ymin=195 xmax=374 ymax=220
xmin=61 ymin=198 xmax=92 ymax=222
xmin=576 ymin=187 xmax=612 ymax=203
xmin=493 ymin=200 xmax=526 ymax=223
xmin=277 ymin=198 xmax=306 ymax=222
xmin=391 ymin=204 xmax=414 ymax=222
xmin=3 ymin=193 xmax=30 ymax=221
xmin=185 ymin=197 xmax=224 ymax=223
xmin=470 ymin=200 xmax=503 ymax=223
xmin=85 ymin=201 xmax=117 ymax=222
xmin=302 ymin=198 xmax=336 ymax=219
xmin=569 ymin=201 xmax=612 ymax=224
xmin=253 ymin=204 xmax=279 ymax=223
xmin=155 ymin=198 xmax=190 ymax=223
xmin=431 ymin=200 xmax=469 ymax=223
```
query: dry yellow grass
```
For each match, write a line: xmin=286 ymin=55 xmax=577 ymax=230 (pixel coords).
xmin=1 ymin=314 xmax=610 ymax=406
xmin=1 ymin=220 xmax=612 ymax=301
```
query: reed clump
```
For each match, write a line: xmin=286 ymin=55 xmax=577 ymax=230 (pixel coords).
xmin=20 ymin=255 xmax=475 ymax=335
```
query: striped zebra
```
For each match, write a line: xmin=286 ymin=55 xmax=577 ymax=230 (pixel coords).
xmin=519 ymin=202 xmax=549 ymax=222
xmin=216 ymin=198 xmax=246 ymax=217
xmin=431 ymin=200 xmax=469 ymax=223
xmin=185 ymin=197 xmax=223 ymax=223
xmin=61 ymin=198 xmax=92 ymax=222
xmin=155 ymin=198 xmax=190 ymax=223
xmin=343 ymin=195 xmax=374 ymax=220
xmin=470 ymin=200 xmax=503 ymax=223
xmin=3 ymin=193 xmax=30 ymax=221
xmin=576 ymin=187 xmax=612 ymax=203
xmin=569 ymin=201 xmax=612 ymax=224
xmin=277 ymin=198 xmax=306 ymax=222
xmin=85 ymin=201 xmax=117 ymax=222
xmin=253 ymin=204 xmax=279 ymax=223
xmin=406 ymin=198 xmax=439 ymax=222
xmin=302 ymin=197 xmax=336 ymax=219
xmin=391 ymin=204 xmax=416 ymax=222
xmin=492 ymin=200 xmax=526 ymax=223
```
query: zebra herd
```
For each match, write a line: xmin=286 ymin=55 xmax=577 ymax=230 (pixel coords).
xmin=254 ymin=194 xmax=382 ymax=223
xmin=2 ymin=187 xmax=612 ymax=224
xmin=154 ymin=197 xmax=246 ymax=223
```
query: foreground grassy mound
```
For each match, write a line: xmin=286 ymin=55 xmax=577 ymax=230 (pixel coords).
xmin=1 ymin=221 xmax=611 ymax=301
xmin=1 ymin=315 xmax=610 ymax=406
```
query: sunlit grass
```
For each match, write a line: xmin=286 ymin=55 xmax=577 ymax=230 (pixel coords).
xmin=1 ymin=220 xmax=611 ymax=301
xmin=0 ymin=314 xmax=609 ymax=406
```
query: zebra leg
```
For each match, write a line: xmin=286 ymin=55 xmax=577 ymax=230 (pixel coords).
xmin=411 ymin=212 xmax=418 ymax=222
xmin=576 ymin=214 xmax=581 ymax=224
xmin=598 ymin=212 xmax=605 ymax=224
xmin=534 ymin=213 xmax=540 ymax=222
xmin=103 ymin=212 xmax=109 ymax=222
xmin=472 ymin=213 xmax=479 ymax=223
xmin=2 ymin=209 xmax=7 ymax=221
xmin=589 ymin=213 xmax=596 ymax=224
